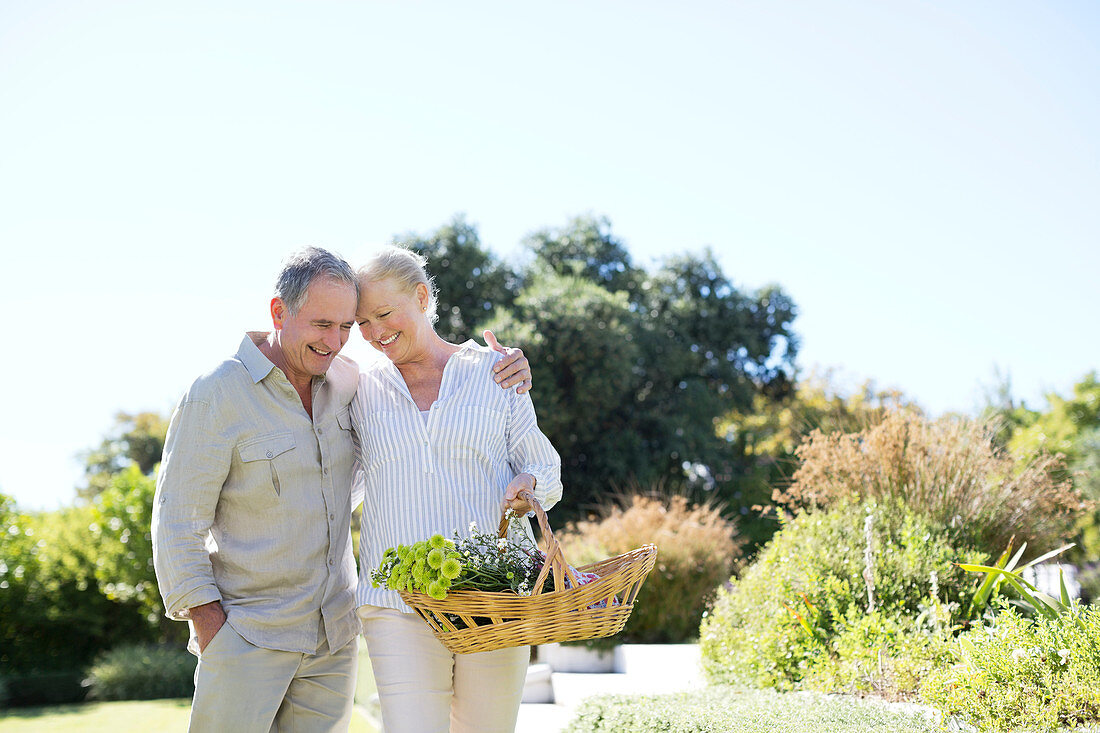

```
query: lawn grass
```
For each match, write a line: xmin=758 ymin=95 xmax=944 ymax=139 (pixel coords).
xmin=0 ymin=641 xmax=380 ymax=733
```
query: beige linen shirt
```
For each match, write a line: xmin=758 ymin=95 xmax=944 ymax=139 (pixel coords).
xmin=152 ymin=333 xmax=360 ymax=654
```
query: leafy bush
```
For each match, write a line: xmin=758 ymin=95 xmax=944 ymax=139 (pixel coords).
xmin=775 ymin=411 xmax=1087 ymax=553
xmin=0 ymin=670 xmax=87 ymax=707
xmin=564 ymin=686 xmax=939 ymax=733
xmin=0 ymin=495 xmax=152 ymax=706
xmin=920 ymin=602 xmax=1100 ymax=732
xmin=84 ymin=644 xmax=196 ymax=701
xmin=556 ymin=493 xmax=743 ymax=644
xmin=699 ymin=500 xmax=984 ymax=697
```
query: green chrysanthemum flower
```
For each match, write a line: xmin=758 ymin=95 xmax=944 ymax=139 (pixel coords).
xmin=440 ymin=557 xmax=462 ymax=580
xmin=427 ymin=580 xmax=447 ymax=600
xmin=429 ymin=534 xmax=447 ymax=550
xmin=427 ymin=548 xmax=445 ymax=570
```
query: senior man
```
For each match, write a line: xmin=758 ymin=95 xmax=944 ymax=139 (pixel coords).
xmin=152 ymin=247 xmax=530 ymax=731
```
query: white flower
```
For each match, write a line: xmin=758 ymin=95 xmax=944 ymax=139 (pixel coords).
xmin=1058 ymin=649 xmax=1071 ymax=665
xmin=1011 ymin=648 xmax=1028 ymax=662
xmin=468 ymin=521 xmax=479 ymax=534
xmin=497 ymin=537 xmax=508 ymax=550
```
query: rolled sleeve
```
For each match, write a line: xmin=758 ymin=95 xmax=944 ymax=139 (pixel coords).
xmin=506 ymin=389 xmax=563 ymax=513
xmin=152 ymin=398 xmax=232 ymax=620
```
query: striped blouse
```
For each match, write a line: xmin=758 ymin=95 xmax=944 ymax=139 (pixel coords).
xmin=350 ymin=341 xmax=563 ymax=613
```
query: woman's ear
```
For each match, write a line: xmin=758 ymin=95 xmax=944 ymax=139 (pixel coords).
xmin=415 ymin=282 xmax=430 ymax=312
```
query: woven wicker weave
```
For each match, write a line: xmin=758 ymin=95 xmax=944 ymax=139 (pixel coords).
xmin=399 ymin=490 xmax=657 ymax=655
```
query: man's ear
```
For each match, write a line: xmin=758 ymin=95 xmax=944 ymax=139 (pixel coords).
xmin=270 ymin=297 xmax=286 ymax=329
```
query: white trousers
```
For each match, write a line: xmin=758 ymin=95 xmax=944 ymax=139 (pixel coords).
xmin=189 ymin=621 xmax=357 ymax=733
xmin=358 ymin=605 xmax=528 ymax=733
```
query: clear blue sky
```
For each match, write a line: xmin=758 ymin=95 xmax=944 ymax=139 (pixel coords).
xmin=2 ymin=1 xmax=1097 ymax=510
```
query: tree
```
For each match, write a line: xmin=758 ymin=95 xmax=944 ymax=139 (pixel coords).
xmin=485 ymin=272 xmax=649 ymax=515
xmin=1006 ymin=372 xmax=1100 ymax=565
xmin=523 ymin=215 xmax=643 ymax=297
xmin=80 ymin=411 xmax=168 ymax=499
xmin=90 ymin=465 xmax=185 ymax=643
xmin=481 ymin=219 xmax=799 ymax=524
xmin=392 ymin=214 xmax=517 ymax=344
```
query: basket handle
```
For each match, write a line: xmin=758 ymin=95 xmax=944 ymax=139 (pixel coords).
xmin=496 ymin=489 xmax=578 ymax=596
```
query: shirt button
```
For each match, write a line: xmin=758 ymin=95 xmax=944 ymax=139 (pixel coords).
xmin=323 ymin=467 xmax=330 ymax=476
xmin=329 ymin=513 xmax=335 ymax=521
xmin=316 ymin=428 xmax=323 ymax=435
xmin=328 ymin=558 xmax=334 ymax=566
xmin=265 ymin=450 xmax=273 ymax=458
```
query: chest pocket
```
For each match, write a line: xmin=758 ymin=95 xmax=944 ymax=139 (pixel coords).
xmin=238 ymin=433 xmax=296 ymax=496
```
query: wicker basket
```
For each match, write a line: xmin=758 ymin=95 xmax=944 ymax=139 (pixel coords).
xmin=398 ymin=490 xmax=657 ymax=655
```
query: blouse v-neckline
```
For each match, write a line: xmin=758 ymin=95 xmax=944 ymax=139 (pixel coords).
xmin=377 ymin=340 xmax=476 ymax=415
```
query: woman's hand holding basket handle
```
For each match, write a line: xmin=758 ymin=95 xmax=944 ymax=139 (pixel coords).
xmin=496 ymin=488 xmax=579 ymax=596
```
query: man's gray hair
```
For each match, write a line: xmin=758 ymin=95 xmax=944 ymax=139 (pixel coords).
xmin=275 ymin=247 xmax=359 ymax=314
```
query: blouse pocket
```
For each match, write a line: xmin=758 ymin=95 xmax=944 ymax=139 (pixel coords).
xmin=238 ymin=433 xmax=296 ymax=496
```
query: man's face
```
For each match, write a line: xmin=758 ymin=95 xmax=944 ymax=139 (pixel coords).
xmin=272 ymin=277 xmax=357 ymax=385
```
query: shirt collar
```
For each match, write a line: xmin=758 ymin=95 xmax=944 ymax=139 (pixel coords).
xmin=237 ymin=332 xmax=278 ymax=384
xmin=237 ymin=332 xmax=331 ymax=387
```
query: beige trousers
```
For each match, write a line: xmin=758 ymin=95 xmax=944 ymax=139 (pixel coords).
xmin=358 ymin=605 xmax=528 ymax=733
xmin=189 ymin=621 xmax=357 ymax=733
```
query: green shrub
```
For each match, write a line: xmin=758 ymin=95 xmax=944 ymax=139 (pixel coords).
xmin=699 ymin=500 xmax=984 ymax=696
xmin=564 ymin=686 xmax=939 ymax=733
xmin=85 ymin=643 xmax=196 ymax=701
xmin=920 ymin=602 xmax=1100 ymax=732
xmin=775 ymin=411 xmax=1086 ymax=553
xmin=0 ymin=670 xmax=87 ymax=707
xmin=556 ymin=493 xmax=743 ymax=644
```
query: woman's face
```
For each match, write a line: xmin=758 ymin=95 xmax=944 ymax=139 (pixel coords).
xmin=356 ymin=277 xmax=432 ymax=363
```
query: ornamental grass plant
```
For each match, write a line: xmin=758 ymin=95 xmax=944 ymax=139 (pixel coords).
xmin=556 ymin=492 xmax=742 ymax=644
xmin=773 ymin=411 xmax=1087 ymax=553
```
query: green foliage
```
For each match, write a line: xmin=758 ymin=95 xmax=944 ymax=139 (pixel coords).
xmin=524 ymin=214 xmax=643 ymax=297
xmin=0 ymin=493 xmax=153 ymax=705
xmin=0 ymin=670 xmax=87 ymax=707
xmin=486 ymin=271 xmax=647 ymax=512
xmin=699 ymin=500 xmax=985 ymax=696
xmin=1009 ymin=372 xmax=1100 ymax=467
xmin=89 ymin=466 xmax=182 ymax=642
xmin=564 ymin=686 xmax=940 ymax=733
xmin=998 ymin=373 xmax=1100 ymax=563
xmin=393 ymin=214 xmax=517 ymax=345
xmin=80 ymin=412 xmax=168 ymax=499
xmin=84 ymin=644 xmax=196 ymax=701
xmin=799 ymin=607 xmax=957 ymax=698
xmin=483 ymin=218 xmax=798 ymax=522
xmin=556 ymin=493 xmax=743 ymax=645
xmin=960 ymin=539 xmax=1078 ymax=622
xmin=920 ymin=602 xmax=1100 ymax=732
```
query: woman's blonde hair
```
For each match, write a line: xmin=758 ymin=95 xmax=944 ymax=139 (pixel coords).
xmin=357 ymin=245 xmax=439 ymax=324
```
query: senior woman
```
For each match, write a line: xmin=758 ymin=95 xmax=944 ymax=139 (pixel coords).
xmin=349 ymin=245 xmax=563 ymax=733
